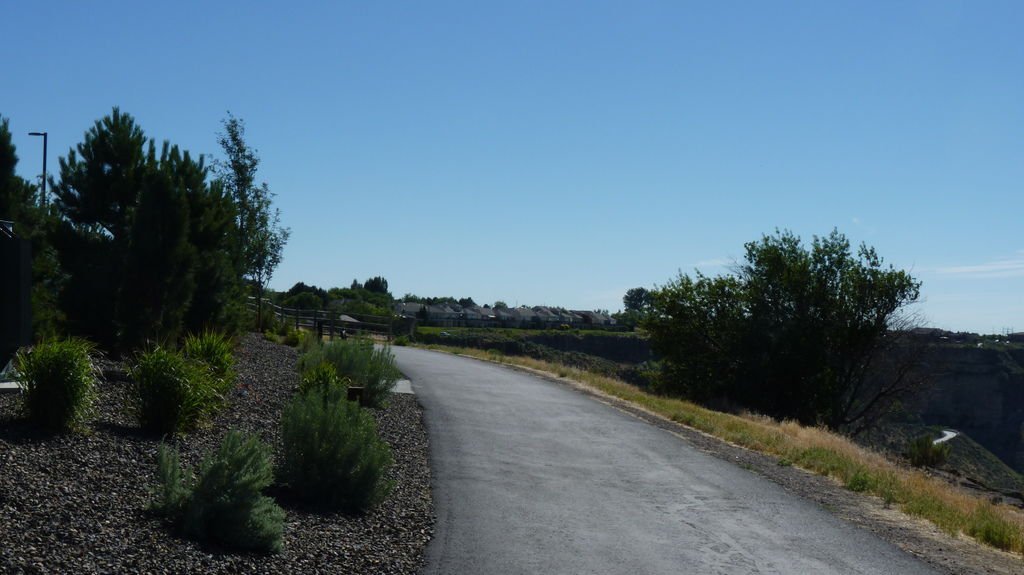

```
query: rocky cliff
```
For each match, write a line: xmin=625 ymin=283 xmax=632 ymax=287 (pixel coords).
xmin=904 ymin=344 xmax=1024 ymax=473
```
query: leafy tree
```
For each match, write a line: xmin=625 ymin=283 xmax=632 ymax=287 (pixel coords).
xmin=285 ymin=281 xmax=328 ymax=307
xmin=213 ymin=113 xmax=289 ymax=330
xmin=458 ymin=297 xmax=476 ymax=308
xmin=644 ymin=229 xmax=923 ymax=432
xmin=326 ymin=285 xmax=393 ymax=317
xmin=283 ymin=291 xmax=322 ymax=310
xmin=363 ymin=276 xmax=389 ymax=294
xmin=615 ymin=287 xmax=654 ymax=329
xmin=623 ymin=287 xmax=653 ymax=312
xmin=350 ymin=279 xmax=362 ymax=290
xmin=493 ymin=301 xmax=509 ymax=310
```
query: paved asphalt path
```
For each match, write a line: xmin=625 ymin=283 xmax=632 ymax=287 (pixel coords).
xmin=393 ymin=347 xmax=940 ymax=575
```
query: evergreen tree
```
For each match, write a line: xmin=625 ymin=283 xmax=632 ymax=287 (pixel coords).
xmin=117 ymin=144 xmax=195 ymax=348
xmin=364 ymin=276 xmax=389 ymax=294
xmin=0 ymin=117 xmax=37 ymax=217
xmin=0 ymin=116 xmax=63 ymax=337
xmin=171 ymin=150 xmax=243 ymax=334
xmin=52 ymin=108 xmax=149 ymax=346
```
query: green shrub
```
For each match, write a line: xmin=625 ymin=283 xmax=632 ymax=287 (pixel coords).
xmin=297 ymin=339 xmax=399 ymax=408
xmin=907 ymin=435 xmax=951 ymax=468
xmin=276 ymin=319 xmax=291 ymax=337
xmin=132 ymin=348 xmax=219 ymax=434
xmin=153 ymin=444 xmax=190 ymax=519
xmin=281 ymin=328 xmax=301 ymax=347
xmin=15 ymin=338 xmax=98 ymax=432
xmin=279 ymin=393 xmax=394 ymax=513
xmin=183 ymin=331 xmax=236 ymax=394
xmin=392 ymin=335 xmax=410 ymax=346
xmin=299 ymin=363 xmax=348 ymax=399
xmin=296 ymin=329 xmax=319 ymax=353
xmin=968 ymin=504 xmax=1021 ymax=551
xmin=153 ymin=431 xmax=284 ymax=553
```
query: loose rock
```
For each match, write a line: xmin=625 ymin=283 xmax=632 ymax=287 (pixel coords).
xmin=0 ymin=333 xmax=433 ymax=574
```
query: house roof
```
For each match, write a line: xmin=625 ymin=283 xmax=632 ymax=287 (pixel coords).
xmin=394 ymin=302 xmax=426 ymax=316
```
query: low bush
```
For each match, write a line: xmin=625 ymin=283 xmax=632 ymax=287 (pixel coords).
xmin=281 ymin=328 xmax=301 ymax=347
xmin=296 ymin=329 xmax=318 ymax=353
xmin=15 ymin=338 xmax=98 ymax=432
xmin=153 ymin=431 xmax=284 ymax=553
xmin=183 ymin=331 xmax=236 ymax=394
xmin=299 ymin=362 xmax=348 ymax=399
xmin=907 ymin=435 xmax=951 ymax=468
xmin=392 ymin=335 xmax=410 ymax=346
xmin=279 ymin=392 xmax=393 ymax=513
xmin=133 ymin=348 xmax=219 ymax=434
xmin=297 ymin=339 xmax=399 ymax=408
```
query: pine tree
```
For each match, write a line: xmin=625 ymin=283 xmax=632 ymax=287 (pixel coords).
xmin=171 ymin=150 xmax=243 ymax=334
xmin=0 ymin=116 xmax=63 ymax=337
xmin=117 ymin=144 xmax=195 ymax=348
xmin=52 ymin=108 xmax=149 ymax=346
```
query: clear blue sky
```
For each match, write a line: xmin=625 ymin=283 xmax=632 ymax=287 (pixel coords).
xmin=4 ymin=1 xmax=1022 ymax=333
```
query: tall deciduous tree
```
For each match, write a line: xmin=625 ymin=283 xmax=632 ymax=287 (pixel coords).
xmin=644 ymin=229 xmax=924 ymax=433
xmin=213 ymin=113 xmax=289 ymax=329
xmin=622 ymin=287 xmax=652 ymax=313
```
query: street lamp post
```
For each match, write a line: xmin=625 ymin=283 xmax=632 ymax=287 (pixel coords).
xmin=28 ymin=132 xmax=47 ymax=206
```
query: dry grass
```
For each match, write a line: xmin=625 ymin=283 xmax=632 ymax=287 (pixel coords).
xmin=419 ymin=344 xmax=1024 ymax=556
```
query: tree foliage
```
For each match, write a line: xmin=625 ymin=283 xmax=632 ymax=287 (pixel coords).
xmin=117 ymin=144 xmax=197 ymax=347
xmin=0 ymin=117 xmax=38 ymax=218
xmin=644 ymin=229 xmax=923 ymax=432
xmin=0 ymin=116 xmax=62 ymax=336
xmin=623 ymin=287 xmax=653 ymax=313
xmin=213 ymin=113 xmax=289 ymax=328
xmin=363 ymin=275 xmax=389 ymax=294
xmin=52 ymin=108 xmax=150 ymax=346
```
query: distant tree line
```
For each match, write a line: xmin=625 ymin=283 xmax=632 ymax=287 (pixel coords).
xmin=0 ymin=109 xmax=289 ymax=351
xmin=272 ymin=277 xmax=396 ymax=318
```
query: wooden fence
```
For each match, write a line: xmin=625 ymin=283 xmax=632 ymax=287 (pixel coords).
xmin=247 ymin=297 xmax=393 ymax=341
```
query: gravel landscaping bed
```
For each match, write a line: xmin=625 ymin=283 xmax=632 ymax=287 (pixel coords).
xmin=0 ymin=334 xmax=433 ymax=574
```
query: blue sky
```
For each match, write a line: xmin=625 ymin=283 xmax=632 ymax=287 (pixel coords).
xmin=4 ymin=1 xmax=1022 ymax=333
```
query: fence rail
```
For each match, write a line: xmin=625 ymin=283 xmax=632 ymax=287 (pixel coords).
xmin=247 ymin=297 xmax=393 ymax=341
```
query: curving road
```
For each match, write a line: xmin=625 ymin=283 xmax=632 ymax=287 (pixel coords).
xmin=393 ymin=347 xmax=940 ymax=575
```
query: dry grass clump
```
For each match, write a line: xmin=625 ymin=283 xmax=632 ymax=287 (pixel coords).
xmin=421 ymin=343 xmax=1024 ymax=556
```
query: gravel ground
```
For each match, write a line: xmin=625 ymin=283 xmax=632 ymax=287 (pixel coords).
xmin=0 ymin=334 xmax=433 ymax=574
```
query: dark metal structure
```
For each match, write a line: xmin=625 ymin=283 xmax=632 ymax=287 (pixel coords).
xmin=1 ymin=220 xmax=32 ymax=367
